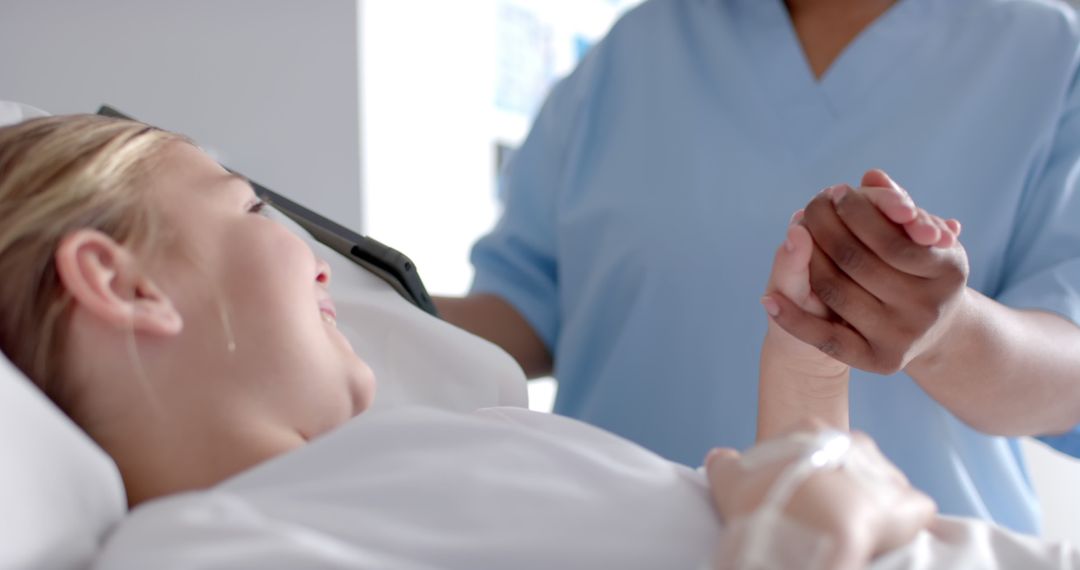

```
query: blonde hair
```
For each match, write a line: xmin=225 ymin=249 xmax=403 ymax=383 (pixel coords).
xmin=0 ymin=114 xmax=186 ymax=409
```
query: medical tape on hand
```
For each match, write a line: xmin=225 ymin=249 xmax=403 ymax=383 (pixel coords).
xmin=741 ymin=430 xmax=901 ymax=510
xmin=717 ymin=510 xmax=832 ymax=570
xmin=711 ymin=430 xmax=906 ymax=569
xmin=730 ymin=430 xmax=851 ymax=569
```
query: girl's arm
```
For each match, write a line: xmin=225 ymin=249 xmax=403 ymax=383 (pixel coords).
xmin=756 ymin=216 xmax=850 ymax=440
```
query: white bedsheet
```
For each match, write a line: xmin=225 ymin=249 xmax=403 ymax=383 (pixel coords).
xmin=875 ymin=517 xmax=1079 ymax=570
xmin=93 ymin=407 xmax=1078 ymax=570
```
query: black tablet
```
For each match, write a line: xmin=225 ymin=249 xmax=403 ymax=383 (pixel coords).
xmin=97 ymin=105 xmax=439 ymax=317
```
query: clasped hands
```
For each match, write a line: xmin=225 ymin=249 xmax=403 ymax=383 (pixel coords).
xmin=762 ymin=169 xmax=969 ymax=376
xmin=704 ymin=170 xmax=967 ymax=568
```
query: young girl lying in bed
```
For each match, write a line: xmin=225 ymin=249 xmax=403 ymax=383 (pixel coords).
xmin=0 ymin=115 xmax=1074 ymax=569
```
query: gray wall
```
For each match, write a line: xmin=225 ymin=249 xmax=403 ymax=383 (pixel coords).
xmin=0 ymin=0 xmax=364 ymax=228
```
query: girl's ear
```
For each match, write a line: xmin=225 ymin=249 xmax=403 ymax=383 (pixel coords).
xmin=55 ymin=229 xmax=182 ymax=336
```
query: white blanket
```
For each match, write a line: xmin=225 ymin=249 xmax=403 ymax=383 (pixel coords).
xmin=93 ymin=407 xmax=1078 ymax=570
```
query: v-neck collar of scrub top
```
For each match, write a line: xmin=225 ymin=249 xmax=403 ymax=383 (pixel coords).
xmin=724 ymin=0 xmax=938 ymax=152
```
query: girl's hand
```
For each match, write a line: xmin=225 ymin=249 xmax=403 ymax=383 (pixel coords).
xmin=706 ymin=420 xmax=937 ymax=570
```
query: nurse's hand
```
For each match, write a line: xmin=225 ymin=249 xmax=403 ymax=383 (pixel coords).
xmin=705 ymin=420 xmax=937 ymax=570
xmin=767 ymin=170 xmax=968 ymax=375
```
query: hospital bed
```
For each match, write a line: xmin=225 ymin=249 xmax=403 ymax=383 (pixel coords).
xmin=1 ymin=102 xmax=1078 ymax=569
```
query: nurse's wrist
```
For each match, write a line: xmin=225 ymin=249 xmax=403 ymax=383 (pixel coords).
xmin=903 ymin=286 xmax=977 ymax=379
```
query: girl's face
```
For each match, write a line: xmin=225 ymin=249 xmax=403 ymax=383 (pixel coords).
xmin=147 ymin=142 xmax=374 ymax=440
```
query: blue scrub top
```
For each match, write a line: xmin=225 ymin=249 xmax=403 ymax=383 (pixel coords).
xmin=471 ymin=0 xmax=1080 ymax=534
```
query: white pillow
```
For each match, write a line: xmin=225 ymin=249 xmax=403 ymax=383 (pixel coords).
xmin=0 ymin=353 xmax=127 ymax=570
xmin=0 ymin=100 xmax=48 ymax=124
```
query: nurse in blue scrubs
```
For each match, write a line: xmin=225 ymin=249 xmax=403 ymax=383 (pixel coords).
xmin=436 ymin=0 xmax=1080 ymax=535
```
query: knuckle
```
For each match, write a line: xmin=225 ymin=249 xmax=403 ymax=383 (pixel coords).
xmin=832 ymin=243 xmax=865 ymax=274
xmin=803 ymin=194 xmax=832 ymax=223
xmin=833 ymin=194 xmax=853 ymax=216
xmin=833 ymin=190 xmax=863 ymax=218
xmin=815 ymin=336 xmax=844 ymax=358
xmin=886 ymin=237 xmax=921 ymax=265
xmin=809 ymin=276 xmax=844 ymax=308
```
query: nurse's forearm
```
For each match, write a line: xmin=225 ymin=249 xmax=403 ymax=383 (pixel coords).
xmin=757 ymin=331 xmax=851 ymax=441
xmin=906 ymin=288 xmax=1080 ymax=437
xmin=434 ymin=294 xmax=554 ymax=378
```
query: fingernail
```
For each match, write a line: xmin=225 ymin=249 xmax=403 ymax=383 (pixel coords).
xmin=705 ymin=448 xmax=720 ymax=465
xmin=830 ymin=184 xmax=849 ymax=204
xmin=789 ymin=209 xmax=804 ymax=225
xmin=760 ymin=296 xmax=780 ymax=317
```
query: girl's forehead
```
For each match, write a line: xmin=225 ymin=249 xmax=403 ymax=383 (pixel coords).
xmin=153 ymin=144 xmax=249 ymax=202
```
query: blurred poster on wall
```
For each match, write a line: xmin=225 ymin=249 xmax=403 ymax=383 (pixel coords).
xmin=493 ymin=0 xmax=643 ymax=156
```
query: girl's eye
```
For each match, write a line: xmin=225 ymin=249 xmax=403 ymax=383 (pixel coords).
xmin=248 ymin=199 xmax=269 ymax=217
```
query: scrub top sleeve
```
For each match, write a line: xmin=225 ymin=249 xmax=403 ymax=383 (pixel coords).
xmin=996 ymin=60 xmax=1080 ymax=326
xmin=1036 ymin=425 xmax=1080 ymax=459
xmin=995 ymin=62 xmax=1080 ymax=456
xmin=468 ymin=68 xmax=593 ymax=352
